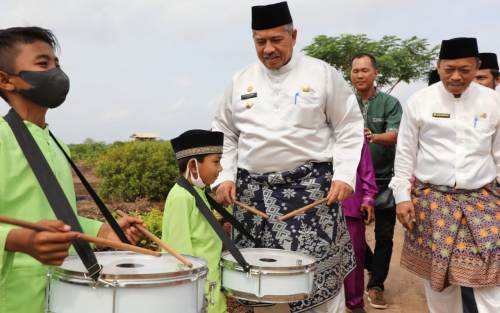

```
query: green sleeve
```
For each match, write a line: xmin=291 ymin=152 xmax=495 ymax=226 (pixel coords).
xmin=161 ymin=190 xmax=194 ymax=256
xmin=0 ymin=225 xmax=15 ymax=283
xmin=78 ymin=217 xmax=103 ymax=237
xmin=385 ymin=98 xmax=403 ymax=132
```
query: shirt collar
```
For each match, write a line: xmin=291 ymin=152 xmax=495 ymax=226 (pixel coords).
xmin=24 ymin=120 xmax=49 ymax=135
xmin=438 ymin=81 xmax=474 ymax=101
xmin=259 ymin=52 xmax=298 ymax=78
xmin=356 ymin=87 xmax=380 ymax=104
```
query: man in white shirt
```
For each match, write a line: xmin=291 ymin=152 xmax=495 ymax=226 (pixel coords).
xmin=213 ymin=2 xmax=364 ymax=312
xmin=389 ymin=37 xmax=500 ymax=313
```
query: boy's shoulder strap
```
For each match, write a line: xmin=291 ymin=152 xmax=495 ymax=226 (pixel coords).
xmin=204 ymin=193 xmax=260 ymax=247
xmin=176 ymin=176 xmax=251 ymax=272
xmin=3 ymin=109 xmax=102 ymax=280
xmin=48 ymin=130 xmax=130 ymax=244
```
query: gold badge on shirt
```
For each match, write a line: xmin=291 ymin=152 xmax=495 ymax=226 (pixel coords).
xmin=302 ymin=84 xmax=311 ymax=92
xmin=479 ymin=112 xmax=487 ymax=119
xmin=432 ymin=113 xmax=451 ymax=118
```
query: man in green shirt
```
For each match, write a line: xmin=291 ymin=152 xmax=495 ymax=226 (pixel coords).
xmin=0 ymin=26 xmax=142 ymax=313
xmin=350 ymin=53 xmax=403 ymax=310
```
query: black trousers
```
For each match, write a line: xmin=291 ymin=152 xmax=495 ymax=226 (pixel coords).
xmin=461 ymin=287 xmax=478 ymax=313
xmin=365 ymin=206 xmax=396 ymax=290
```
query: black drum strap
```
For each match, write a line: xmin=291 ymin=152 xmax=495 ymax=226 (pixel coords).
xmin=204 ymin=193 xmax=261 ymax=247
xmin=48 ymin=131 xmax=130 ymax=244
xmin=177 ymin=177 xmax=251 ymax=272
xmin=3 ymin=109 xmax=101 ymax=280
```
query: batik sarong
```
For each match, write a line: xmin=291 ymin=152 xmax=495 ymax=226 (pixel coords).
xmin=234 ymin=162 xmax=355 ymax=312
xmin=401 ymin=180 xmax=500 ymax=291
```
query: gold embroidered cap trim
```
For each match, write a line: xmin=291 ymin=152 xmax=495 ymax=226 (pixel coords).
xmin=175 ymin=146 xmax=223 ymax=160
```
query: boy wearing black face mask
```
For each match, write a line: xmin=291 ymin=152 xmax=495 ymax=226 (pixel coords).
xmin=0 ymin=27 xmax=143 ymax=312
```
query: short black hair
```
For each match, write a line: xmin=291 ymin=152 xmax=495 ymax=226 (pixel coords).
xmin=351 ymin=53 xmax=378 ymax=70
xmin=0 ymin=27 xmax=58 ymax=73
xmin=0 ymin=27 xmax=58 ymax=101
xmin=177 ymin=154 xmax=207 ymax=174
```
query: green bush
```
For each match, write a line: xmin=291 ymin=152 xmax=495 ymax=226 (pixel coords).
xmin=69 ymin=138 xmax=108 ymax=167
xmin=96 ymin=141 xmax=178 ymax=202
xmin=129 ymin=208 xmax=163 ymax=250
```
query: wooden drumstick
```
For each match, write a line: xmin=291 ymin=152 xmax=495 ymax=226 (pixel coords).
xmin=278 ymin=198 xmax=329 ymax=221
xmin=234 ymin=201 xmax=270 ymax=219
xmin=0 ymin=215 xmax=160 ymax=257
xmin=116 ymin=210 xmax=193 ymax=268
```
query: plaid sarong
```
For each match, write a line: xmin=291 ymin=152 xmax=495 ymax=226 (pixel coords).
xmin=234 ymin=162 xmax=355 ymax=312
xmin=401 ymin=180 xmax=500 ymax=291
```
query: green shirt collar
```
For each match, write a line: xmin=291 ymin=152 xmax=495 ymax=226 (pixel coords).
xmin=355 ymin=87 xmax=380 ymax=105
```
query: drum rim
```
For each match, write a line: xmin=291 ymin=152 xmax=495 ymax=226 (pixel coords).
xmin=221 ymin=248 xmax=316 ymax=273
xmin=51 ymin=251 xmax=208 ymax=284
xmin=223 ymin=288 xmax=311 ymax=303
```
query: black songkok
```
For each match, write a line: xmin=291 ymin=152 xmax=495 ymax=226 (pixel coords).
xmin=439 ymin=37 xmax=479 ymax=60
xmin=171 ymin=130 xmax=223 ymax=160
xmin=252 ymin=2 xmax=293 ymax=30
xmin=479 ymin=52 xmax=499 ymax=70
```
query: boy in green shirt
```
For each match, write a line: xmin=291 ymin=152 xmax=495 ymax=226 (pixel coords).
xmin=162 ymin=129 xmax=227 ymax=313
xmin=0 ymin=26 xmax=142 ymax=313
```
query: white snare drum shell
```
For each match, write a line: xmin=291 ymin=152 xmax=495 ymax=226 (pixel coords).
xmin=221 ymin=248 xmax=316 ymax=303
xmin=46 ymin=251 xmax=208 ymax=313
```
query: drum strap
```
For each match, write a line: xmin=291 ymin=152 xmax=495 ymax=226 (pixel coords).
xmin=3 ymin=109 xmax=102 ymax=280
xmin=177 ymin=177 xmax=251 ymax=272
xmin=48 ymin=131 xmax=130 ymax=244
xmin=204 ymin=193 xmax=261 ymax=247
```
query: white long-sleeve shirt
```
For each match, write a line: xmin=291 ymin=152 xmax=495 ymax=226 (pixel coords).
xmin=212 ymin=53 xmax=364 ymax=189
xmin=390 ymin=82 xmax=500 ymax=203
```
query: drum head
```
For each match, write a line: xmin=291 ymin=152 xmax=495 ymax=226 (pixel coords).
xmin=222 ymin=248 xmax=315 ymax=272
xmin=52 ymin=251 xmax=207 ymax=285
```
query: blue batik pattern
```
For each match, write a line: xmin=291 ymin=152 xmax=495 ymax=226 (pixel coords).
xmin=234 ymin=162 xmax=355 ymax=312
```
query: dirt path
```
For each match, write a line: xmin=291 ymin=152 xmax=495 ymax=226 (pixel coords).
xmin=364 ymin=223 xmax=429 ymax=313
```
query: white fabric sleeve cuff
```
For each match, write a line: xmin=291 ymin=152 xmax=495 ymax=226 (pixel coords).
xmin=332 ymin=172 xmax=356 ymax=191
xmin=213 ymin=171 xmax=236 ymax=188
xmin=389 ymin=178 xmax=412 ymax=204
xmin=393 ymin=190 xmax=412 ymax=204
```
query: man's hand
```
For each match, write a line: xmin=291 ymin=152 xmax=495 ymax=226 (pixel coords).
xmin=327 ymin=180 xmax=353 ymax=205
xmin=215 ymin=181 xmax=236 ymax=206
xmin=364 ymin=127 xmax=375 ymax=143
xmin=396 ymin=201 xmax=416 ymax=231
xmin=361 ymin=204 xmax=374 ymax=224
xmin=98 ymin=216 xmax=144 ymax=245
xmin=5 ymin=219 xmax=80 ymax=266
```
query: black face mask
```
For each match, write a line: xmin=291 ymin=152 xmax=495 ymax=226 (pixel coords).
xmin=15 ymin=67 xmax=70 ymax=109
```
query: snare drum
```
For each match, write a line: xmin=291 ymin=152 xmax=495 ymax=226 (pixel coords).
xmin=46 ymin=251 xmax=208 ymax=313
xmin=220 ymin=248 xmax=316 ymax=303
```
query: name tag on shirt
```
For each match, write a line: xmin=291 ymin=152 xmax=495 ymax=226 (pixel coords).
xmin=432 ymin=113 xmax=451 ymax=118
xmin=241 ymin=92 xmax=257 ymax=100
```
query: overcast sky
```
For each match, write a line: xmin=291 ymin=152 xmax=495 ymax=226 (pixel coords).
xmin=2 ymin=0 xmax=499 ymax=143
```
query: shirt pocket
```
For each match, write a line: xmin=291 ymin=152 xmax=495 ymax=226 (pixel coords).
xmin=284 ymin=92 xmax=324 ymax=129
xmin=370 ymin=116 xmax=386 ymax=132
xmin=464 ymin=117 xmax=494 ymax=154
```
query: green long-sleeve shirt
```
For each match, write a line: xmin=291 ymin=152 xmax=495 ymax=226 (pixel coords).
xmin=162 ymin=183 xmax=227 ymax=313
xmin=0 ymin=117 xmax=102 ymax=313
